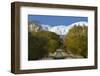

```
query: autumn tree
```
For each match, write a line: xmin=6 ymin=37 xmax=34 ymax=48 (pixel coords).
xmin=64 ymin=25 xmax=88 ymax=58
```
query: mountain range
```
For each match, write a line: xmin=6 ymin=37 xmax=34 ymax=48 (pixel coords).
xmin=41 ymin=21 xmax=88 ymax=35
xmin=29 ymin=21 xmax=88 ymax=35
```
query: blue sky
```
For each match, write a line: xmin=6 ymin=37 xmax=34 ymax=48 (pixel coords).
xmin=28 ymin=15 xmax=88 ymax=26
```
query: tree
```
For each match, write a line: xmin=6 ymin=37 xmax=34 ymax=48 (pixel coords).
xmin=28 ymin=31 xmax=61 ymax=60
xmin=48 ymin=39 xmax=60 ymax=53
xmin=64 ymin=25 xmax=88 ymax=58
xmin=28 ymin=32 xmax=48 ymax=60
xmin=31 ymin=31 xmax=61 ymax=53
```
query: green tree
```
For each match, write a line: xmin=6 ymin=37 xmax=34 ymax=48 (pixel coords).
xmin=31 ymin=31 xmax=61 ymax=53
xmin=48 ymin=39 xmax=60 ymax=53
xmin=28 ymin=31 xmax=61 ymax=60
xmin=28 ymin=32 xmax=48 ymax=60
xmin=64 ymin=25 xmax=88 ymax=58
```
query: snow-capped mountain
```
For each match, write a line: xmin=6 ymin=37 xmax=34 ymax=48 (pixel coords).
xmin=49 ymin=25 xmax=68 ymax=35
xmin=41 ymin=24 xmax=52 ymax=31
xmin=49 ymin=21 xmax=88 ymax=35
xmin=29 ymin=21 xmax=88 ymax=36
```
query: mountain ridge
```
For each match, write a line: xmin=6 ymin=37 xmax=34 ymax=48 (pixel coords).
xmin=41 ymin=21 xmax=88 ymax=35
xmin=29 ymin=21 xmax=88 ymax=35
